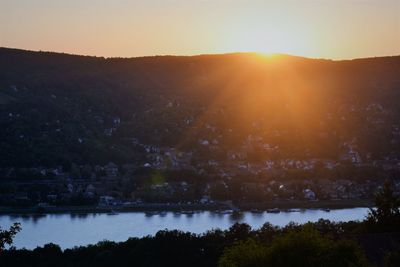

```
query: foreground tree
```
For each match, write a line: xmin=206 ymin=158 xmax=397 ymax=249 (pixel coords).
xmin=367 ymin=180 xmax=400 ymax=231
xmin=218 ymin=239 xmax=267 ymax=267
xmin=0 ymin=223 xmax=21 ymax=251
xmin=219 ymin=227 xmax=369 ymax=267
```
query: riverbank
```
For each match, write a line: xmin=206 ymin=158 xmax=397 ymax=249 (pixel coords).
xmin=0 ymin=199 xmax=373 ymax=215
xmin=237 ymin=199 xmax=373 ymax=210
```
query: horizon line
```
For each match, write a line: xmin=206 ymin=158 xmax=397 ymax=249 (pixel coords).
xmin=1 ymin=46 xmax=400 ymax=62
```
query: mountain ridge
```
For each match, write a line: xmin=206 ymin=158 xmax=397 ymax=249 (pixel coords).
xmin=2 ymin=46 xmax=399 ymax=62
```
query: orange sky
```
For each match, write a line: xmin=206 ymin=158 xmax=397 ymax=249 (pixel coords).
xmin=0 ymin=0 xmax=399 ymax=59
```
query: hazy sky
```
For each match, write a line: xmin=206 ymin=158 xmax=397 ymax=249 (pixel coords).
xmin=1 ymin=0 xmax=399 ymax=59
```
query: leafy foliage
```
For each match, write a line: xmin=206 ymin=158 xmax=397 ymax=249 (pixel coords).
xmin=367 ymin=180 xmax=400 ymax=231
xmin=219 ymin=227 xmax=369 ymax=267
xmin=1 ymin=219 xmax=398 ymax=267
xmin=0 ymin=223 xmax=21 ymax=251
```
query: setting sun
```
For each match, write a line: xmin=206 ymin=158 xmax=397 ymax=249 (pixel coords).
xmin=217 ymin=14 xmax=314 ymax=56
xmin=1 ymin=1 xmax=400 ymax=265
xmin=1 ymin=0 xmax=399 ymax=59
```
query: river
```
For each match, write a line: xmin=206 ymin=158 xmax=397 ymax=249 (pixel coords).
xmin=0 ymin=207 xmax=369 ymax=249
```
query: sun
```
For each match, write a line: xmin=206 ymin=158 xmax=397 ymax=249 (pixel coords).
xmin=224 ymin=28 xmax=310 ymax=55
xmin=218 ymin=19 xmax=314 ymax=57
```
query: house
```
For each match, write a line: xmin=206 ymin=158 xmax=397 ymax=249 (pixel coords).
xmin=104 ymin=128 xmax=115 ymax=136
xmin=199 ymin=139 xmax=209 ymax=146
xmin=349 ymin=150 xmax=362 ymax=163
xmin=303 ymin=189 xmax=316 ymax=200
xmin=200 ymin=195 xmax=212 ymax=204
xmin=208 ymin=160 xmax=218 ymax=167
xmin=180 ymin=181 xmax=189 ymax=191
xmin=104 ymin=162 xmax=118 ymax=178
xmin=99 ymin=196 xmax=115 ymax=206
xmin=375 ymin=160 xmax=400 ymax=171
xmin=113 ymin=117 xmax=121 ymax=125
xmin=86 ymin=184 xmax=96 ymax=193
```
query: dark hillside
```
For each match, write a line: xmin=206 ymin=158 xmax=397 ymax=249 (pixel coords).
xmin=1 ymin=48 xmax=400 ymax=168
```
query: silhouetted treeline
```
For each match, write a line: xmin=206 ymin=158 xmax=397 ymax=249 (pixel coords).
xmin=0 ymin=220 xmax=399 ymax=267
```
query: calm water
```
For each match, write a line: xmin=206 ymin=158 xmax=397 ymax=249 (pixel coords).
xmin=0 ymin=208 xmax=369 ymax=249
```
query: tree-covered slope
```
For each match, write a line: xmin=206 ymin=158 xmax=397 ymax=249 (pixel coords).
xmin=1 ymin=48 xmax=400 ymax=167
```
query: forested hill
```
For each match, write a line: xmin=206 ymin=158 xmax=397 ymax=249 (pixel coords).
xmin=1 ymin=47 xmax=400 ymax=168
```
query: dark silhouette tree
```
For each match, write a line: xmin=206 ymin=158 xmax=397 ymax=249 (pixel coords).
xmin=219 ymin=227 xmax=369 ymax=267
xmin=0 ymin=222 xmax=21 ymax=251
xmin=366 ymin=180 xmax=400 ymax=231
xmin=219 ymin=239 xmax=267 ymax=267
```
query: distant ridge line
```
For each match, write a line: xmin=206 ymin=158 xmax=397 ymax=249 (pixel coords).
xmin=1 ymin=46 xmax=399 ymax=62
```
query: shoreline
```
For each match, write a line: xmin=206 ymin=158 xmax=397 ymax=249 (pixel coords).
xmin=0 ymin=199 xmax=373 ymax=215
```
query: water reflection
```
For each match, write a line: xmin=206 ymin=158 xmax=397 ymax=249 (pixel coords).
xmin=229 ymin=211 xmax=244 ymax=221
xmin=11 ymin=214 xmax=48 ymax=224
xmin=249 ymin=211 xmax=265 ymax=219
xmin=145 ymin=211 xmax=156 ymax=217
xmin=173 ymin=212 xmax=181 ymax=218
xmin=70 ymin=213 xmax=91 ymax=220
